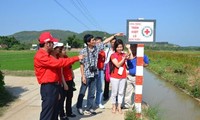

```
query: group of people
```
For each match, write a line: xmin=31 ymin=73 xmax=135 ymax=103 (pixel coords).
xmin=34 ymin=31 xmax=149 ymax=120
xmin=34 ymin=32 xmax=85 ymax=120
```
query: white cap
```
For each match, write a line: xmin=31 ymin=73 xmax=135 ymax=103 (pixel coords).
xmin=53 ymin=42 xmax=64 ymax=48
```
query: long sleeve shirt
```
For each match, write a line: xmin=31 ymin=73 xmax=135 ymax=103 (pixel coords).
xmin=34 ymin=48 xmax=79 ymax=84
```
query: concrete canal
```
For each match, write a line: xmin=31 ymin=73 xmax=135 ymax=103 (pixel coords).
xmin=143 ymin=69 xmax=200 ymax=120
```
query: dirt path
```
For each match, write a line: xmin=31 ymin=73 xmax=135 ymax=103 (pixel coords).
xmin=0 ymin=69 xmax=125 ymax=120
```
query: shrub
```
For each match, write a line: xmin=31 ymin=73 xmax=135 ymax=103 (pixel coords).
xmin=0 ymin=68 xmax=14 ymax=114
xmin=0 ymin=69 xmax=5 ymax=91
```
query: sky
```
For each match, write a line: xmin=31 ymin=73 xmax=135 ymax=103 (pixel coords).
xmin=0 ymin=0 xmax=200 ymax=46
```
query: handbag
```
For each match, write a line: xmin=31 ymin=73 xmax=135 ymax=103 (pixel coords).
xmin=105 ymin=62 xmax=111 ymax=82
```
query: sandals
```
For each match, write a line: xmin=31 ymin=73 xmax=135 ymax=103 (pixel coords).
xmin=117 ymin=105 xmax=123 ymax=114
xmin=112 ymin=107 xmax=116 ymax=113
xmin=112 ymin=105 xmax=116 ymax=113
xmin=118 ymin=108 xmax=123 ymax=114
xmin=112 ymin=104 xmax=123 ymax=114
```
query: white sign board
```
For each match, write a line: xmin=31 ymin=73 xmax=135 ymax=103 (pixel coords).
xmin=127 ymin=20 xmax=156 ymax=43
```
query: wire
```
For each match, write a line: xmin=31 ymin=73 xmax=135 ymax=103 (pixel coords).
xmin=70 ymin=0 xmax=99 ymax=29
xmin=54 ymin=0 xmax=90 ymax=29
xmin=76 ymin=0 xmax=103 ymax=30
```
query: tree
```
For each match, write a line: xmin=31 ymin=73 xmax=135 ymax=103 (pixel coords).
xmin=0 ymin=36 xmax=20 ymax=49
xmin=66 ymin=35 xmax=83 ymax=48
xmin=67 ymin=35 xmax=76 ymax=47
xmin=0 ymin=69 xmax=4 ymax=91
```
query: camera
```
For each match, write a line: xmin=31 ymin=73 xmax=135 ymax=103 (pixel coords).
xmin=89 ymin=66 xmax=97 ymax=72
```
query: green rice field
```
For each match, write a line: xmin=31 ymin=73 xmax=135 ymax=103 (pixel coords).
xmin=0 ymin=50 xmax=79 ymax=71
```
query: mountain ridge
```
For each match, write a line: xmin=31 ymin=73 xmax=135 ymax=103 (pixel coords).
xmin=8 ymin=29 xmax=112 ymax=43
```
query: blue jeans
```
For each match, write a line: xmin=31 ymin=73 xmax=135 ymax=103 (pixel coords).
xmin=76 ymin=76 xmax=97 ymax=110
xmin=95 ymin=70 xmax=104 ymax=105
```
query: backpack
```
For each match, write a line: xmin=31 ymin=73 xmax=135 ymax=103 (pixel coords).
xmin=105 ymin=52 xmax=117 ymax=82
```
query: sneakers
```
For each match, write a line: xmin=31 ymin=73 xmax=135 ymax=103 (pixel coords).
xmin=98 ymin=104 xmax=105 ymax=109
xmin=122 ymin=104 xmax=134 ymax=109
xmin=95 ymin=103 xmax=105 ymax=109
xmin=122 ymin=105 xmax=130 ymax=109
xmin=84 ymin=109 xmax=97 ymax=115
xmin=77 ymin=108 xmax=84 ymax=115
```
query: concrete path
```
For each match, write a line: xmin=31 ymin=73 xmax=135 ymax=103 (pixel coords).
xmin=0 ymin=69 xmax=126 ymax=120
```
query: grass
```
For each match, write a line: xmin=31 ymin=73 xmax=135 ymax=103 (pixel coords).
xmin=125 ymin=106 xmax=161 ymax=120
xmin=143 ymin=106 xmax=161 ymax=120
xmin=0 ymin=50 xmax=80 ymax=76
xmin=125 ymin=110 xmax=138 ymax=120
xmin=0 ymin=50 xmax=35 ymax=71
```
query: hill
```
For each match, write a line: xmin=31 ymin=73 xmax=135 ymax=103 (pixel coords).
xmin=9 ymin=29 xmax=112 ymax=44
xmin=7 ymin=29 xmax=200 ymax=50
xmin=10 ymin=30 xmax=78 ymax=43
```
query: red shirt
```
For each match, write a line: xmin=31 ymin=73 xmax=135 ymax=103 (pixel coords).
xmin=63 ymin=55 xmax=73 ymax=81
xmin=97 ymin=50 xmax=105 ymax=70
xmin=110 ymin=52 xmax=127 ymax=79
xmin=57 ymin=68 xmax=62 ymax=83
xmin=34 ymin=48 xmax=79 ymax=84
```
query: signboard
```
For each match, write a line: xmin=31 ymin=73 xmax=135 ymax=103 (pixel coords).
xmin=127 ymin=19 xmax=156 ymax=43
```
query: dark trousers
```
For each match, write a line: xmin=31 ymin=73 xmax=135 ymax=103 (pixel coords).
xmin=40 ymin=83 xmax=59 ymax=120
xmin=59 ymin=80 xmax=74 ymax=116
xmin=103 ymin=78 xmax=110 ymax=100
xmin=65 ymin=81 xmax=74 ymax=115
xmin=58 ymin=85 xmax=65 ymax=118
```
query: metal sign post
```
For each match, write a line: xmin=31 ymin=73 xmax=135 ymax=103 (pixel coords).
xmin=126 ymin=19 xmax=156 ymax=118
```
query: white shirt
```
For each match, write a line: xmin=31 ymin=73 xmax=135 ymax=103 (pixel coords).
xmin=104 ymin=47 xmax=115 ymax=64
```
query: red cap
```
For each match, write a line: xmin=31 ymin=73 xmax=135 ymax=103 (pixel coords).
xmin=38 ymin=32 xmax=57 ymax=44
xmin=52 ymin=38 xmax=59 ymax=42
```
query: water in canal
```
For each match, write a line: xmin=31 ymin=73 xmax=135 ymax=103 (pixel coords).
xmin=143 ymin=69 xmax=200 ymax=120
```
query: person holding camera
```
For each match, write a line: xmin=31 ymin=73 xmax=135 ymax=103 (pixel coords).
xmin=76 ymin=33 xmax=124 ymax=115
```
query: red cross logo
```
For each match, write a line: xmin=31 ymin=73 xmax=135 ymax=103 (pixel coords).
xmin=142 ymin=26 xmax=152 ymax=37
xmin=144 ymin=29 xmax=150 ymax=35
